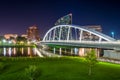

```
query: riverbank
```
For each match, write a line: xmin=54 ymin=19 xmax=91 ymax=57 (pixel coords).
xmin=0 ymin=57 xmax=120 ymax=80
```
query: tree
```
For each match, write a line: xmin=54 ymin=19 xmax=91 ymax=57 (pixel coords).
xmin=85 ymin=49 xmax=98 ymax=76
xmin=25 ymin=65 xmax=41 ymax=80
xmin=16 ymin=36 xmax=27 ymax=44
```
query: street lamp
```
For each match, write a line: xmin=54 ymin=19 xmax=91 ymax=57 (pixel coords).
xmin=111 ymin=32 xmax=114 ymax=38
xmin=3 ymin=39 xmax=6 ymax=43
xmin=8 ymin=40 xmax=12 ymax=44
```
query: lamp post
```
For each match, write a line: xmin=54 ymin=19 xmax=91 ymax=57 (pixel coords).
xmin=111 ymin=32 xmax=114 ymax=38
xmin=2 ymin=39 xmax=6 ymax=45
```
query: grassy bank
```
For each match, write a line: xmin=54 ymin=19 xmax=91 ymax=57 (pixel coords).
xmin=0 ymin=57 xmax=120 ymax=80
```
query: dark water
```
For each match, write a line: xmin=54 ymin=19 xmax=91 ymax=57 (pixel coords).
xmin=0 ymin=47 xmax=37 ymax=57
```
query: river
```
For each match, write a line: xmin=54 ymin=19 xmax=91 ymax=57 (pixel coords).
xmin=0 ymin=47 xmax=37 ymax=57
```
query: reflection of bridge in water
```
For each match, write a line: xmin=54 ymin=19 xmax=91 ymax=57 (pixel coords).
xmin=36 ymin=25 xmax=120 ymax=59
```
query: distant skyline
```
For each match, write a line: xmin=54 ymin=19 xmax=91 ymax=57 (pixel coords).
xmin=0 ymin=0 xmax=120 ymax=39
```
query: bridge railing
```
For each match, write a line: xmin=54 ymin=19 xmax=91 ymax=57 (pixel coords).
xmin=41 ymin=40 xmax=120 ymax=44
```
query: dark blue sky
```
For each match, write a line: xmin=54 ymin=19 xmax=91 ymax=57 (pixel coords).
xmin=0 ymin=0 xmax=120 ymax=39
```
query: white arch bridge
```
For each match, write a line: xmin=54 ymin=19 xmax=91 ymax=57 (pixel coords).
xmin=39 ymin=25 xmax=120 ymax=50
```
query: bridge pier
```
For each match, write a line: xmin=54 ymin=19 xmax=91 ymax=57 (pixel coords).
xmin=78 ymin=48 xmax=101 ymax=57
xmin=59 ymin=48 xmax=62 ymax=55
xmin=53 ymin=47 xmax=56 ymax=54
xmin=96 ymin=48 xmax=101 ymax=58
xmin=79 ymin=48 xmax=85 ymax=56
xmin=65 ymin=48 xmax=67 ymax=54
xmin=74 ymin=48 xmax=78 ymax=55
xmin=71 ymin=48 xmax=73 ymax=55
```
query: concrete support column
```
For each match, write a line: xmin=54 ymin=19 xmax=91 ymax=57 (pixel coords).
xmin=65 ymin=48 xmax=67 ymax=54
xmin=79 ymin=48 xmax=85 ymax=56
xmin=53 ymin=47 xmax=56 ymax=54
xmin=74 ymin=48 xmax=78 ymax=55
xmin=71 ymin=48 xmax=73 ymax=55
xmin=59 ymin=48 xmax=62 ymax=55
xmin=97 ymin=48 xmax=100 ymax=58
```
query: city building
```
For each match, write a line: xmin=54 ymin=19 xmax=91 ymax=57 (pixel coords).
xmin=79 ymin=25 xmax=102 ymax=57
xmin=27 ymin=25 xmax=40 ymax=41
xmin=55 ymin=13 xmax=72 ymax=26
xmin=81 ymin=25 xmax=102 ymax=41
xmin=4 ymin=34 xmax=18 ymax=39
xmin=21 ymin=34 xmax=27 ymax=39
xmin=4 ymin=34 xmax=18 ymax=44
xmin=86 ymin=25 xmax=102 ymax=32
xmin=54 ymin=14 xmax=72 ymax=40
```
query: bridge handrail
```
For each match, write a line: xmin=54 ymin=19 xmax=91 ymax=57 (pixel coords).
xmin=41 ymin=40 xmax=120 ymax=44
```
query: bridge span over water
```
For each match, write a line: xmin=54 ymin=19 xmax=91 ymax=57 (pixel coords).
xmin=41 ymin=40 xmax=120 ymax=50
xmin=39 ymin=25 xmax=120 ymax=50
xmin=36 ymin=25 xmax=120 ymax=59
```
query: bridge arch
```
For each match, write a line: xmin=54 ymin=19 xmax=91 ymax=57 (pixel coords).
xmin=43 ymin=25 xmax=115 ymax=42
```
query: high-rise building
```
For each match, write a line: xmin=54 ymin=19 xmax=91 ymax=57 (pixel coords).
xmin=82 ymin=25 xmax=102 ymax=41
xmin=86 ymin=25 xmax=102 ymax=32
xmin=54 ymin=14 xmax=72 ymax=40
xmin=55 ymin=13 xmax=72 ymax=26
xmin=21 ymin=34 xmax=27 ymax=39
xmin=4 ymin=34 xmax=18 ymax=39
xmin=79 ymin=25 xmax=102 ymax=57
xmin=27 ymin=25 xmax=40 ymax=41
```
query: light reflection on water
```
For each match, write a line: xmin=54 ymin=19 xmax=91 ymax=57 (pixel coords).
xmin=13 ymin=48 xmax=16 ymax=55
xmin=0 ymin=47 xmax=37 ymax=57
xmin=3 ymin=48 xmax=6 ymax=56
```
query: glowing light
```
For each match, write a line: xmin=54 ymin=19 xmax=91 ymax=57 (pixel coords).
xmin=74 ymin=48 xmax=78 ymax=55
xmin=79 ymin=48 xmax=85 ymax=56
xmin=33 ymin=48 xmax=37 ymax=55
xmin=59 ymin=48 xmax=62 ymax=55
xmin=8 ymin=41 xmax=12 ymax=44
xmin=33 ymin=48 xmax=43 ymax=57
xmin=27 ymin=41 xmax=30 ymax=45
xmin=13 ymin=48 xmax=16 ymax=55
xmin=8 ymin=48 xmax=12 ymax=56
xmin=28 ymin=47 xmax=30 ymax=55
xmin=3 ymin=48 xmax=6 ymax=56
xmin=22 ymin=48 xmax=24 ymax=54
xmin=20 ymin=41 xmax=24 ymax=44
xmin=111 ymin=32 xmax=115 ymax=38
xmin=3 ymin=39 xmax=6 ymax=43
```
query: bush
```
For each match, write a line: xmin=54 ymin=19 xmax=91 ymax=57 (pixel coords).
xmin=25 ymin=65 xmax=41 ymax=80
xmin=0 ymin=62 xmax=6 ymax=73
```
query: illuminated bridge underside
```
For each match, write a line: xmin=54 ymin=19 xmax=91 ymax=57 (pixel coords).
xmin=41 ymin=41 xmax=120 ymax=50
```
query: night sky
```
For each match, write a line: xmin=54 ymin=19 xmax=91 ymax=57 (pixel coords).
xmin=0 ymin=0 xmax=120 ymax=39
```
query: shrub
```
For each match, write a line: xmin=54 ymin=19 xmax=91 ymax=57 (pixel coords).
xmin=0 ymin=62 xmax=6 ymax=73
xmin=25 ymin=65 xmax=41 ymax=80
xmin=85 ymin=49 xmax=98 ymax=76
